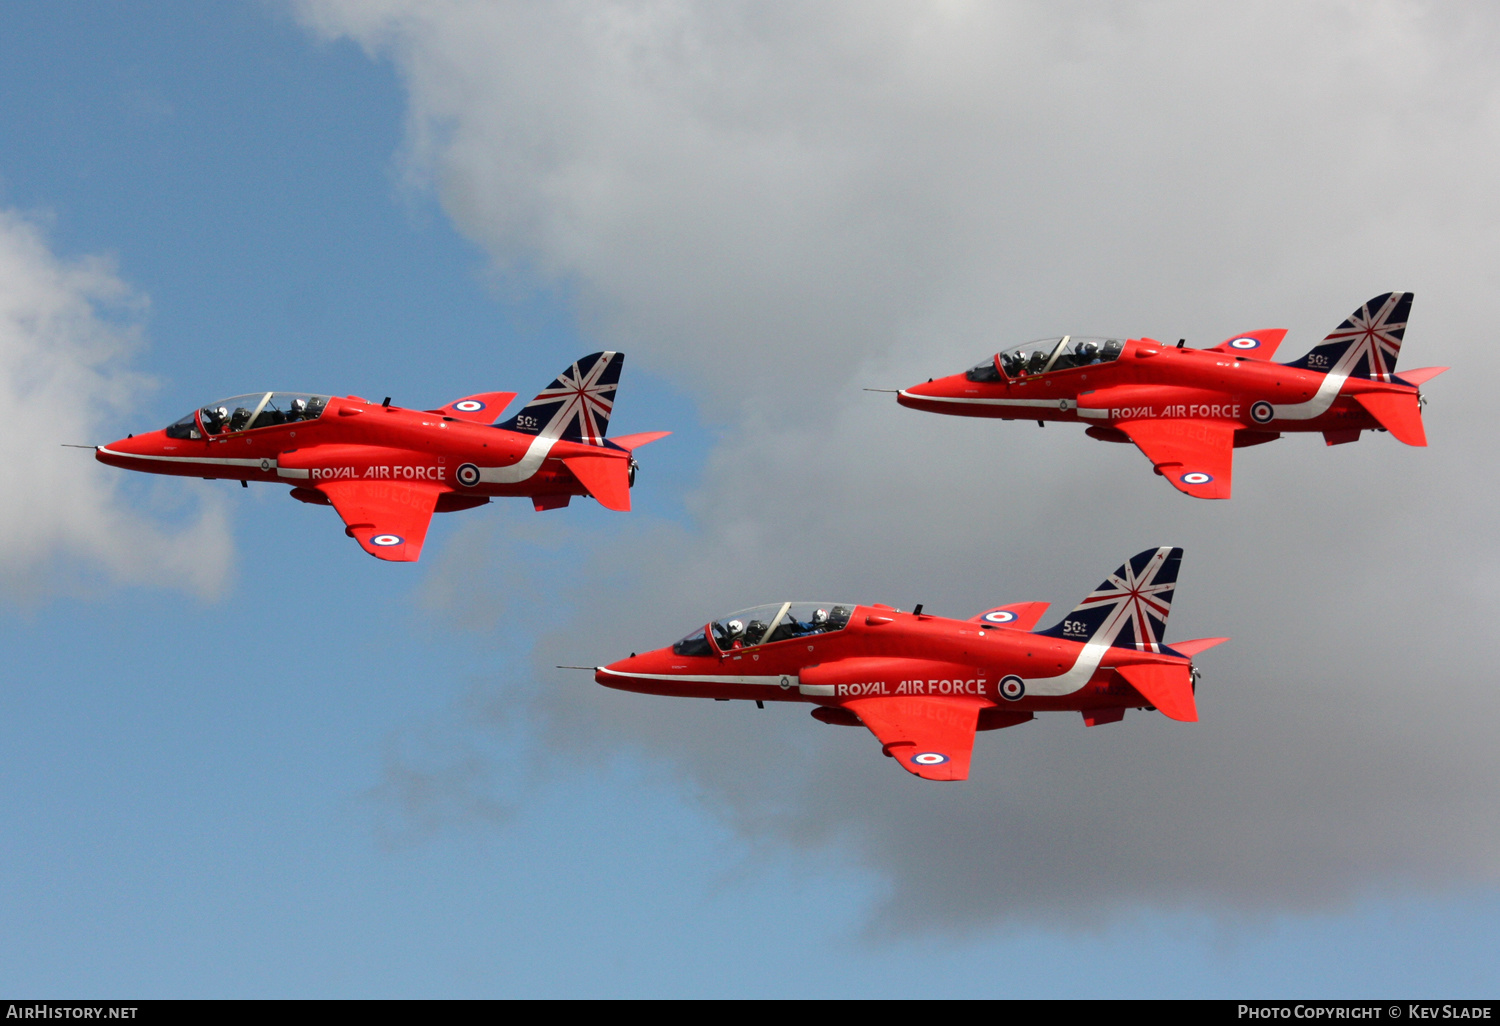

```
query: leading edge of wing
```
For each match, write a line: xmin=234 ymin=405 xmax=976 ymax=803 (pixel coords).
xmin=316 ymin=479 xmax=443 ymax=562
xmin=843 ymin=696 xmax=985 ymax=781
xmin=1117 ymin=418 xmax=1235 ymax=499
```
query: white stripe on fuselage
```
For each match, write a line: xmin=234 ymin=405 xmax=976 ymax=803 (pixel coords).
xmin=897 ymin=390 xmax=1060 ymax=409
xmin=596 ymin=667 xmax=798 ymax=688
xmin=97 ymin=446 xmax=275 ymax=470
xmin=479 ymin=431 xmax=559 ymax=484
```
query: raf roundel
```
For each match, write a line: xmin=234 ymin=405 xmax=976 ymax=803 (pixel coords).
xmin=1181 ymin=471 xmax=1213 ymax=485
xmin=1000 ymin=675 xmax=1026 ymax=701
xmin=1229 ymin=336 xmax=1261 ymax=350
xmin=456 ymin=463 xmax=481 ymax=488
xmin=371 ymin=534 xmax=403 ymax=548
xmin=912 ymin=752 xmax=949 ymax=766
xmin=453 ymin=400 xmax=485 ymax=412
xmin=1250 ymin=400 xmax=1275 ymax=424
xmin=983 ymin=610 xmax=1018 ymax=624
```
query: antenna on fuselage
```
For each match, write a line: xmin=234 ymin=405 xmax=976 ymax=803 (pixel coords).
xmin=382 ymin=397 xmax=392 ymax=407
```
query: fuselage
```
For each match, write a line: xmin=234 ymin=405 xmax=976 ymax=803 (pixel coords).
xmin=597 ymin=604 xmax=1191 ymax=719
xmin=897 ymin=336 xmax=1418 ymax=441
xmin=95 ymin=394 xmax=621 ymax=504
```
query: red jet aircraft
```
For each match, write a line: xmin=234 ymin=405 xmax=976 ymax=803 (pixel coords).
xmin=594 ymin=547 xmax=1224 ymax=781
xmin=95 ymin=352 xmax=668 ymax=562
xmin=895 ymin=293 xmax=1447 ymax=499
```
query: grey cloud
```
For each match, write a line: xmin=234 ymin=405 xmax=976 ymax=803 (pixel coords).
xmin=0 ymin=209 xmax=232 ymax=601
xmin=303 ymin=1 xmax=1500 ymax=926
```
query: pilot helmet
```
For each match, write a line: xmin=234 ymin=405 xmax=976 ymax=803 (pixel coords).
xmin=290 ymin=398 xmax=306 ymax=413
xmin=812 ymin=608 xmax=829 ymax=625
xmin=726 ymin=619 xmax=745 ymax=637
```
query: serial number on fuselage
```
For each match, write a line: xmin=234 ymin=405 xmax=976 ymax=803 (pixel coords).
xmin=310 ymin=465 xmax=447 ymax=481
xmin=832 ymin=678 xmax=988 ymax=697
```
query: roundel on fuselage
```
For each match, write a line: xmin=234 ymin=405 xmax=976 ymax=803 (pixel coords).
xmin=1250 ymin=400 xmax=1275 ymax=424
xmin=456 ymin=463 xmax=481 ymax=487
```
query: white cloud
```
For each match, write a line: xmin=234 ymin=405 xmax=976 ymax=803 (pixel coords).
xmin=301 ymin=0 xmax=1500 ymax=925
xmin=0 ymin=209 xmax=232 ymax=600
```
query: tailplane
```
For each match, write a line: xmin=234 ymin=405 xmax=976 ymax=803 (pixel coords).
xmin=1036 ymin=547 xmax=1182 ymax=652
xmin=1284 ymin=293 xmax=1412 ymax=382
xmin=498 ymin=351 xmax=623 ymax=445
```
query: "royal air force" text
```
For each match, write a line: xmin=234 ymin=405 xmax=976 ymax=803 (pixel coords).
xmin=310 ymin=465 xmax=445 ymax=482
xmin=1108 ymin=403 xmax=1242 ymax=420
xmin=831 ymin=678 xmax=988 ymax=697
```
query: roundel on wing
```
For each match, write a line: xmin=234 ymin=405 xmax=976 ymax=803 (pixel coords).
xmin=1181 ymin=471 xmax=1213 ymax=485
xmin=912 ymin=752 xmax=949 ymax=766
xmin=371 ymin=534 xmax=404 ymax=547
xmin=1250 ymin=400 xmax=1275 ymax=424
xmin=1000 ymin=675 xmax=1026 ymax=701
xmin=454 ymin=400 xmax=485 ymax=412
xmin=1229 ymin=337 xmax=1261 ymax=350
xmin=456 ymin=463 xmax=481 ymax=487
xmin=983 ymin=610 xmax=1018 ymax=624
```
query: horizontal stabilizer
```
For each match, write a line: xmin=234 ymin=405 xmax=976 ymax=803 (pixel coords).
xmin=968 ymin=601 xmax=1050 ymax=630
xmin=1116 ymin=664 xmax=1197 ymax=722
xmin=1165 ymin=636 xmax=1229 ymax=658
xmin=1353 ymin=392 xmax=1427 ymax=446
xmin=563 ymin=454 xmax=632 ymax=511
xmin=1394 ymin=366 xmax=1448 ymax=388
xmin=430 ymin=391 xmax=517 ymax=423
xmin=1208 ymin=328 xmax=1287 ymax=360
xmin=608 ymin=431 xmax=671 ymax=451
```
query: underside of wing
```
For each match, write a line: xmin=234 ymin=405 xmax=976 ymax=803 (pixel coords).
xmin=1117 ymin=418 xmax=1235 ymax=499
xmin=843 ymin=696 xmax=986 ymax=781
xmin=968 ymin=601 xmax=1050 ymax=630
xmin=317 ymin=480 xmax=443 ymax=562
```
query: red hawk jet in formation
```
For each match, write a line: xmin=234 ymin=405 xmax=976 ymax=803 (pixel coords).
xmin=595 ymin=547 xmax=1225 ymax=781
xmin=95 ymin=352 xmax=667 ymax=562
xmin=896 ymin=293 xmax=1447 ymax=499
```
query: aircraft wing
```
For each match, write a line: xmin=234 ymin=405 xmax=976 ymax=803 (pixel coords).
xmin=1117 ymin=418 xmax=1235 ymax=500
xmin=1208 ymin=328 xmax=1287 ymax=360
xmin=317 ymin=480 xmax=443 ymax=562
xmin=968 ymin=601 xmax=1050 ymax=630
xmin=843 ymin=696 xmax=986 ymax=781
xmin=429 ymin=391 xmax=518 ymax=424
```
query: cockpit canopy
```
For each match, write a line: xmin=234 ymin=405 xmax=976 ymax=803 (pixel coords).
xmin=966 ymin=336 xmax=1125 ymax=382
xmin=672 ymin=602 xmax=855 ymax=657
xmin=165 ymin=392 xmax=330 ymax=439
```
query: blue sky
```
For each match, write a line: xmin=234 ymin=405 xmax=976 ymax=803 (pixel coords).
xmin=2 ymin=1 xmax=1499 ymax=997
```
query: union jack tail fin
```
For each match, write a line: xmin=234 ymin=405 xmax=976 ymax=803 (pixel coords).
xmin=1036 ymin=547 xmax=1183 ymax=652
xmin=1284 ymin=293 xmax=1413 ymax=383
xmin=497 ymin=351 xmax=623 ymax=446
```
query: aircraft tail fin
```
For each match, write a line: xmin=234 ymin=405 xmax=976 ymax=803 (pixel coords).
xmin=1284 ymin=293 xmax=1412 ymax=382
xmin=1036 ymin=547 xmax=1183 ymax=653
xmin=497 ymin=351 xmax=623 ymax=445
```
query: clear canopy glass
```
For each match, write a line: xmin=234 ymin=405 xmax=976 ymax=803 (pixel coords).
xmin=671 ymin=602 xmax=855 ymax=656
xmin=967 ymin=336 xmax=1126 ymax=381
xmin=165 ymin=393 xmax=330 ymax=439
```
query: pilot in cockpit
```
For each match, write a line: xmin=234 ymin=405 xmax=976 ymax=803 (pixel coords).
xmin=289 ymin=398 xmax=307 ymax=421
xmin=203 ymin=407 xmax=228 ymax=434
